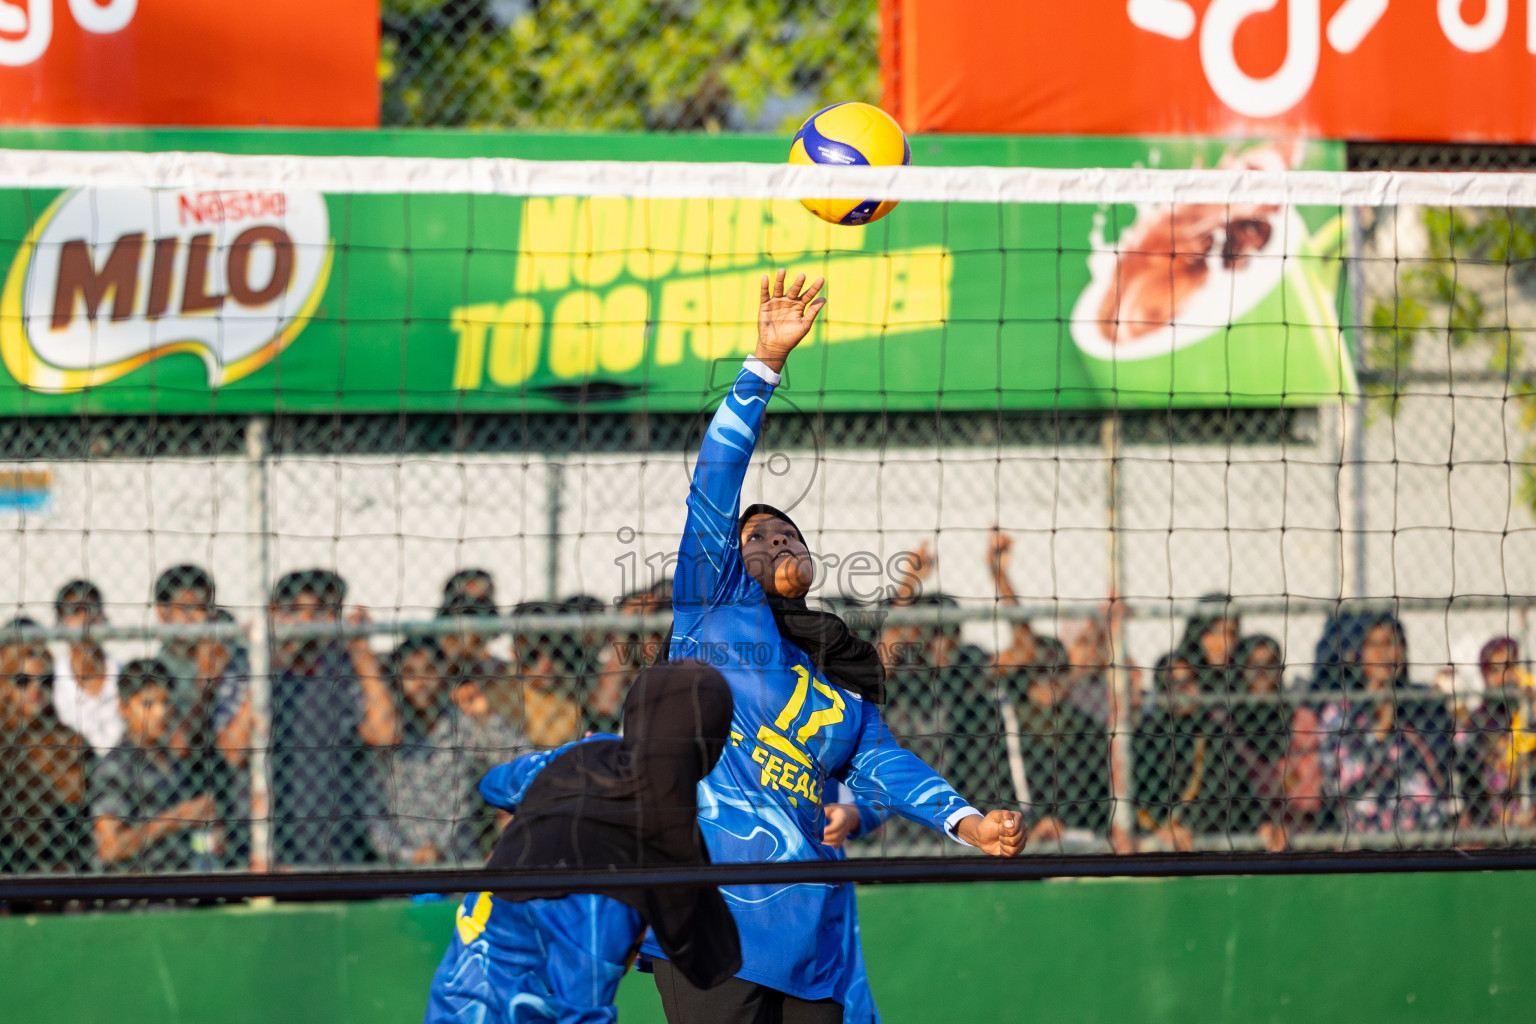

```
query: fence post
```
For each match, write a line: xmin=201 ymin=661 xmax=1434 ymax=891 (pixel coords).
xmin=545 ymin=457 xmax=564 ymax=601
xmin=245 ymin=416 xmax=273 ymax=873
xmin=1347 ymin=207 xmax=1369 ymax=599
xmin=1103 ymin=413 xmax=1134 ymax=848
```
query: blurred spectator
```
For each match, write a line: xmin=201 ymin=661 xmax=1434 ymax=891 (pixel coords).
xmin=1 ymin=617 xmax=44 ymax=683
xmin=219 ymin=570 xmax=397 ymax=867
xmin=985 ymin=528 xmax=1039 ymax=676
xmin=214 ymin=611 xmax=257 ymax=773
xmin=1225 ymin=635 xmax=1290 ymax=850
xmin=1317 ymin=613 xmax=1450 ymax=834
xmin=1064 ymin=616 xmax=1115 ymax=725
xmin=1176 ymin=596 xmax=1242 ymax=692
xmin=443 ymin=568 xmax=497 ymax=607
xmin=942 ymin=661 xmax=1010 ymax=812
xmin=1133 ymin=645 xmax=1252 ymax=851
xmin=438 ymin=587 xmax=520 ymax=733
xmin=1310 ymin=610 xmax=1393 ymax=693
xmin=50 ymin=578 xmax=124 ymax=755
xmin=1457 ymin=637 xmax=1535 ymax=827
xmin=876 ymin=540 xmax=982 ymax=765
xmin=879 ymin=589 xmax=985 ymax=774
xmin=1061 ymin=598 xmax=1141 ymax=728
xmin=1481 ymin=637 xmax=1528 ymax=691
xmin=924 ymin=534 xmax=1027 ymax=810
xmin=585 ymin=590 xmax=655 ymax=735
xmin=163 ymin=607 xmax=248 ymax=864
xmin=152 ymin=564 xmax=217 ymax=699
xmin=584 ymin=583 xmax=675 ymax=733
xmin=1002 ymin=650 xmax=1112 ymax=849
xmin=90 ymin=659 xmax=219 ymax=872
xmin=168 ymin=608 xmax=246 ymax=762
xmin=372 ymin=637 xmax=526 ymax=866
xmin=512 ymin=600 xmax=584 ymax=748
xmin=0 ymin=646 xmax=91 ymax=873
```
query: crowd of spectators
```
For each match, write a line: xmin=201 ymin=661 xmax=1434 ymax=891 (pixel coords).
xmin=0 ymin=565 xmax=673 ymax=874
xmin=872 ymin=529 xmax=1536 ymax=854
xmin=0 ymin=537 xmax=1533 ymax=873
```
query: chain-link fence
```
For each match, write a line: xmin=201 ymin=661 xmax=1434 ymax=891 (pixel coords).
xmin=380 ymin=0 xmax=879 ymax=130
xmin=2 ymin=389 xmax=1534 ymax=873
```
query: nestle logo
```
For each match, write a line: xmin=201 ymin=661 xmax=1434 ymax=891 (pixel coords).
xmin=0 ymin=185 xmax=333 ymax=393
xmin=177 ymin=190 xmax=289 ymax=227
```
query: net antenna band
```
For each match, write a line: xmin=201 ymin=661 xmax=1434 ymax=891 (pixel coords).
xmin=5 ymin=148 xmax=1536 ymax=207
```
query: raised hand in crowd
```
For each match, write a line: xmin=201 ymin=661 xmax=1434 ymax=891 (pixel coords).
xmin=988 ymin=526 xmax=1038 ymax=672
xmin=348 ymin=606 xmax=399 ymax=748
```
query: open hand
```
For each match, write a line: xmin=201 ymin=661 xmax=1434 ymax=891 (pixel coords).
xmin=754 ymin=269 xmax=826 ymax=372
xmin=955 ymin=809 xmax=1025 ymax=857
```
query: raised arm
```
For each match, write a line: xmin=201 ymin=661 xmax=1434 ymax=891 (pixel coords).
xmin=673 ymin=270 xmax=825 ymax=612
xmin=987 ymin=527 xmax=1019 ymax=605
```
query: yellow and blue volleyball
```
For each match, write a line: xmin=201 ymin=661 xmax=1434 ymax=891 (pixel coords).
xmin=788 ymin=102 xmax=910 ymax=226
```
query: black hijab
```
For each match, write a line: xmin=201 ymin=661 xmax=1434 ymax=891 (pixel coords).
xmin=487 ymin=660 xmax=741 ymax=988
xmin=738 ymin=503 xmax=886 ymax=705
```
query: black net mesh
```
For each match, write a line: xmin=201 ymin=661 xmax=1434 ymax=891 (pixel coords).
xmin=0 ymin=160 xmax=1534 ymax=895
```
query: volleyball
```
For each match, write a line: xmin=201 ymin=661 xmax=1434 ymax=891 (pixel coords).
xmin=788 ymin=101 xmax=910 ymax=225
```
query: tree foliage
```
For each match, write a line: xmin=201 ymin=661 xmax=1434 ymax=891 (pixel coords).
xmin=381 ymin=0 xmax=879 ymax=131
xmin=1366 ymin=206 xmax=1536 ymax=510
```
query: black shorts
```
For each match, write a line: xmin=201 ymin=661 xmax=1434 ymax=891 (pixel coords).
xmin=652 ymin=957 xmax=843 ymax=1024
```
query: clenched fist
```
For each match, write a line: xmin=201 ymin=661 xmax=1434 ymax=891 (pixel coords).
xmin=954 ymin=809 xmax=1025 ymax=857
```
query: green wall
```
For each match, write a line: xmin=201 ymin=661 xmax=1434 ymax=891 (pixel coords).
xmin=3 ymin=873 xmax=1528 ymax=1023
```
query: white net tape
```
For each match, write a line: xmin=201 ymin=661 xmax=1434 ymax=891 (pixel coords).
xmin=4 ymin=148 xmax=1536 ymax=206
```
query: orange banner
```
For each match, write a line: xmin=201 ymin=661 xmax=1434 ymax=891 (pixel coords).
xmin=0 ymin=0 xmax=378 ymax=127
xmin=882 ymin=0 xmax=1536 ymax=142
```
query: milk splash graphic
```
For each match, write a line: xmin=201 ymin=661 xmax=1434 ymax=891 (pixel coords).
xmin=1069 ymin=142 xmax=1309 ymax=363
xmin=1070 ymin=205 xmax=1307 ymax=363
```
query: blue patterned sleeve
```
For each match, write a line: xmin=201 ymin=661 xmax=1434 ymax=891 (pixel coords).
xmin=477 ymin=735 xmax=619 ymax=812
xmin=837 ymin=702 xmax=980 ymax=841
xmin=832 ymin=781 xmax=889 ymax=841
xmin=477 ymin=749 xmax=559 ymax=812
xmin=673 ymin=363 xmax=777 ymax=629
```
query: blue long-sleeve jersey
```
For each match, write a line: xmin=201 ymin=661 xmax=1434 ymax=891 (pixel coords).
xmin=641 ymin=361 xmax=979 ymax=1002
xmin=424 ymin=740 xmax=642 ymax=1024
xmin=832 ymin=782 xmax=885 ymax=1024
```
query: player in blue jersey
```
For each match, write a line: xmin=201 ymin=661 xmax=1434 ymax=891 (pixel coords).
xmin=646 ymin=269 xmax=1025 ymax=1024
xmin=424 ymin=661 xmax=742 ymax=1024
xmin=822 ymin=794 xmax=883 ymax=1024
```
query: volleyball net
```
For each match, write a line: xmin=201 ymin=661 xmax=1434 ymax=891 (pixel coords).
xmin=1 ymin=143 xmax=1535 ymax=900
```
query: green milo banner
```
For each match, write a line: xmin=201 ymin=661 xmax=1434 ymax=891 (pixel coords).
xmin=0 ymin=130 xmax=1351 ymax=416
